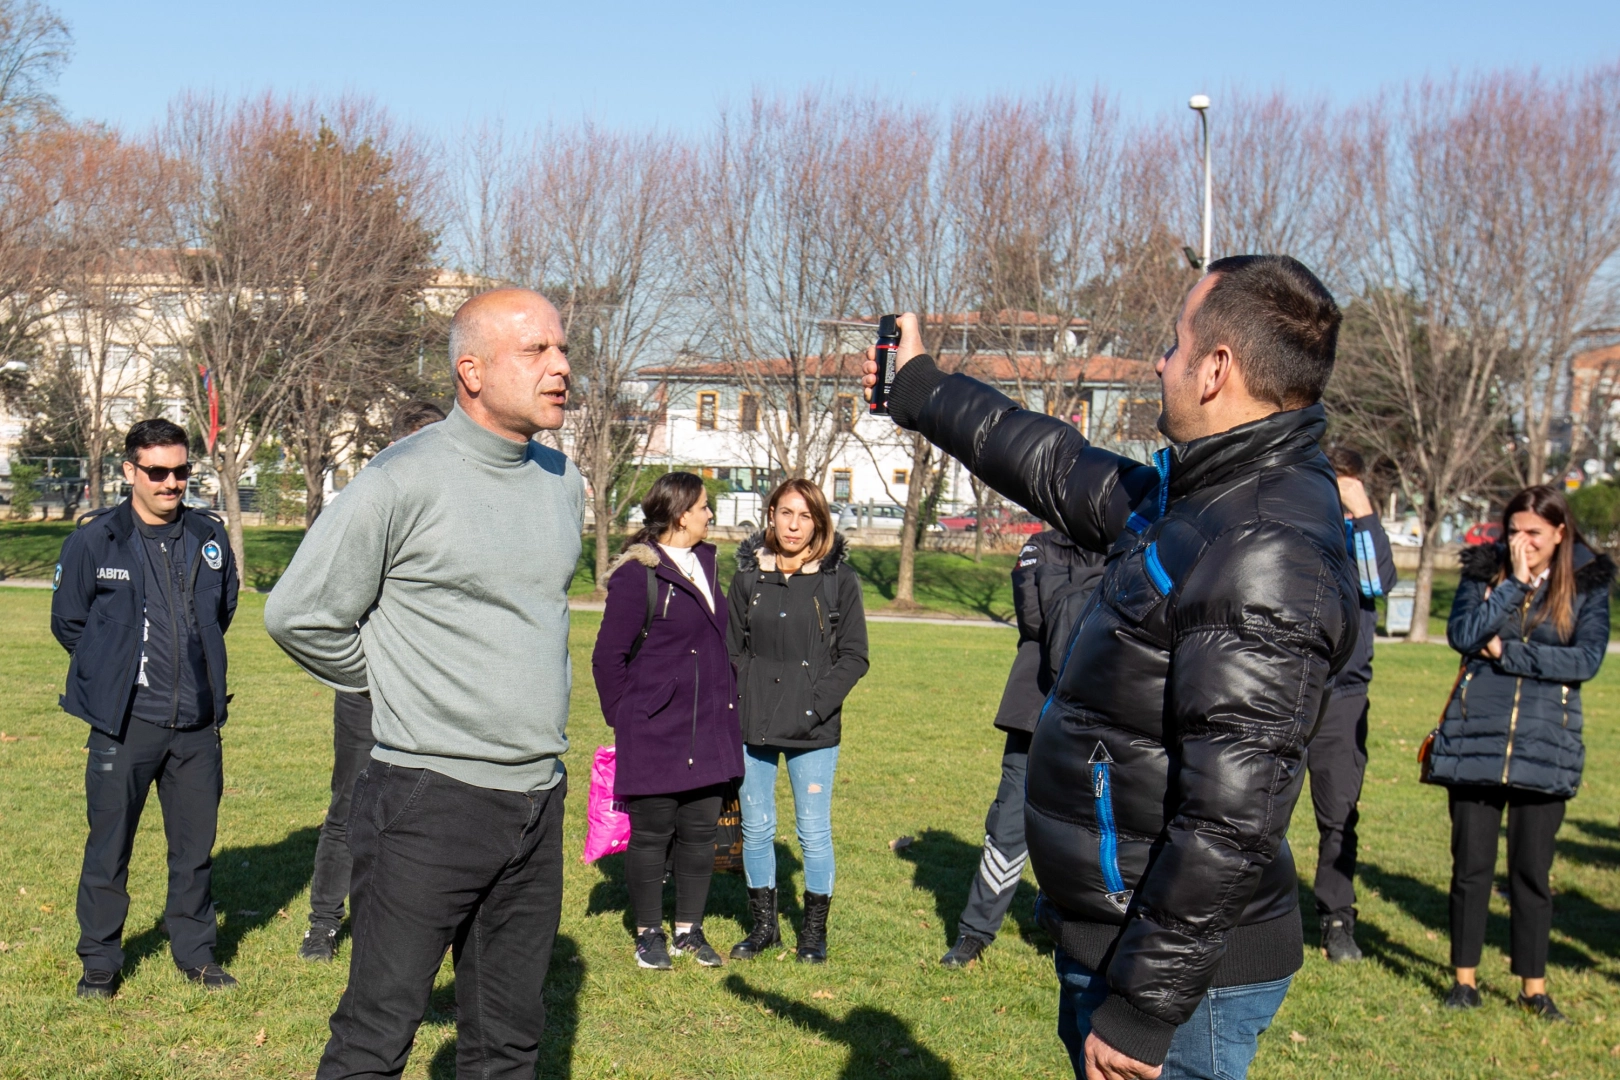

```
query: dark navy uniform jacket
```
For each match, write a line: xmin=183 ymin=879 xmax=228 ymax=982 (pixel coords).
xmin=51 ymin=501 xmax=239 ymax=735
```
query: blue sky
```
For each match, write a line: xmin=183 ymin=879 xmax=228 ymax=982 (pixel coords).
xmin=53 ymin=1 xmax=1620 ymax=136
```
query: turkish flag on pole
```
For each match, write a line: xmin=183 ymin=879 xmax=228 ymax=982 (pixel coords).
xmin=198 ymin=364 xmax=219 ymax=453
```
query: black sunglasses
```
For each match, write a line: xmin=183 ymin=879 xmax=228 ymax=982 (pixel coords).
xmin=130 ymin=462 xmax=192 ymax=483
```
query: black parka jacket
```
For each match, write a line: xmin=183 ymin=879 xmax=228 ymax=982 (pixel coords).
xmin=728 ymin=532 xmax=869 ymax=748
xmin=887 ymin=357 xmax=1357 ymax=1066
xmin=1429 ymin=542 xmax=1613 ymax=798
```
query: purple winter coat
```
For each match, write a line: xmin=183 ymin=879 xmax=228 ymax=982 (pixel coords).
xmin=591 ymin=541 xmax=744 ymax=798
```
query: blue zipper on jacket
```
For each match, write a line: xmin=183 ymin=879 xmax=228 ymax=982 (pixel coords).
xmin=1124 ymin=447 xmax=1173 ymax=535
xmin=1089 ymin=743 xmax=1132 ymax=911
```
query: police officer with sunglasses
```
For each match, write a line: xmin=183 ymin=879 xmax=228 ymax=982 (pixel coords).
xmin=50 ymin=418 xmax=239 ymax=998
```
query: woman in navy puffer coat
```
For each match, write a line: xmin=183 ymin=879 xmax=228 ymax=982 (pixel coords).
xmin=1430 ymin=485 xmax=1613 ymax=1021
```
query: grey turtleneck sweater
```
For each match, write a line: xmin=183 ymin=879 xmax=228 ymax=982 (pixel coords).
xmin=265 ymin=405 xmax=584 ymax=791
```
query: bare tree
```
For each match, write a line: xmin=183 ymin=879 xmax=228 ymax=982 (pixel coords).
xmin=490 ymin=124 xmax=687 ymax=592
xmin=154 ymin=94 xmax=438 ymax=569
xmin=689 ymin=91 xmax=887 ymax=483
xmin=0 ymin=0 xmax=69 ymax=131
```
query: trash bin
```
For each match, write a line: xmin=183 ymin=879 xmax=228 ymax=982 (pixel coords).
xmin=1385 ymin=579 xmax=1418 ymax=636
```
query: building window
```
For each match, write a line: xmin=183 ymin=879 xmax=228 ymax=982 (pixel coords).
xmin=1072 ymin=398 xmax=1091 ymax=439
xmin=697 ymin=392 xmax=718 ymax=431
xmin=1120 ymin=399 xmax=1159 ymax=442
xmin=832 ymin=469 xmax=852 ymax=502
xmin=893 ymin=469 xmax=910 ymax=486
xmin=835 ymin=394 xmax=858 ymax=433
xmin=739 ymin=393 xmax=759 ymax=432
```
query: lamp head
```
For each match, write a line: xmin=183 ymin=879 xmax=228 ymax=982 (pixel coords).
xmin=1189 ymin=94 xmax=1210 ymax=111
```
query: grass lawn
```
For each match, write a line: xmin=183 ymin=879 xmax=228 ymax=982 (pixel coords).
xmin=2 ymin=588 xmax=1619 ymax=1078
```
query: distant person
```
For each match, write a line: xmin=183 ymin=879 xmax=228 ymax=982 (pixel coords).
xmin=942 ymin=528 xmax=1103 ymax=968
xmin=1308 ymin=447 xmax=1397 ymax=963
xmin=266 ymin=289 xmax=582 ymax=1079
xmin=51 ymin=418 xmax=240 ymax=998
xmin=590 ymin=472 xmax=744 ymax=969
xmin=727 ymin=479 xmax=868 ymax=963
xmin=1430 ymin=485 xmax=1612 ymax=1022
xmin=862 ymin=255 xmax=1359 ymax=1080
xmin=299 ymin=399 xmax=446 ymax=963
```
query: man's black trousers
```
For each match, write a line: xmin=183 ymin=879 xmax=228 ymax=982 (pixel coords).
xmin=308 ymin=691 xmax=375 ymax=929
xmin=1306 ymin=690 xmax=1368 ymax=917
xmin=625 ymin=785 xmax=724 ymax=930
xmin=316 ymin=764 xmax=567 ymax=1080
xmin=1447 ymin=785 xmax=1566 ymax=978
xmin=77 ymin=718 xmax=222 ymax=973
xmin=960 ymin=730 xmax=1031 ymax=942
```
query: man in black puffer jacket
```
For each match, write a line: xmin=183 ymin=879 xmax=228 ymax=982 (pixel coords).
xmin=864 ymin=256 xmax=1358 ymax=1080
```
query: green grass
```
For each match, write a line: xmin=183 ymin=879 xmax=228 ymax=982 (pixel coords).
xmin=3 ymin=591 xmax=1620 ymax=1077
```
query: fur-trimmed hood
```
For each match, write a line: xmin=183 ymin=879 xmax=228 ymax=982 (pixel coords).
xmin=734 ymin=529 xmax=849 ymax=576
xmin=606 ymin=541 xmax=664 ymax=578
xmin=1458 ymin=540 xmax=1616 ymax=593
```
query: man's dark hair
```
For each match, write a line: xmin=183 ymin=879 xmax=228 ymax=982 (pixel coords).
xmin=125 ymin=418 xmax=190 ymax=462
xmin=1191 ymin=254 xmax=1341 ymax=409
xmin=391 ymin=401 xmax=446 ymax=442
xmin=1324 ymin=445 xmax=1365 ymax=479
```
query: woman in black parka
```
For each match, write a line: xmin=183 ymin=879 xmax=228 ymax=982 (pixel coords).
xmin=1430 ymin=485 xmax=1613 ymax=1021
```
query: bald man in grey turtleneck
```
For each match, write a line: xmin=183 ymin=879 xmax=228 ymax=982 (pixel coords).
xmin=267 ymin=288 xmax=582 ymax=1080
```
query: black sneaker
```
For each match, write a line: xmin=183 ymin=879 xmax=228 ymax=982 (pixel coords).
xmin=1519 ymin=992 xmax=1569 ymax=1023
xmin=76 ymin=968 xmax=120 ymax=999
xmin=180 ymin=962 xmax=238 ymax=990
xmin=940 ymin=933 xmax=990 ymax=968
xmin=635 ymin=928 xmax=672 ymax=970
xmin=299 ymin=925 xmax=338 ymax=962
xmin=1320 ymin=912 xmax=1362 ymax=963
xmin=672 ymin=926 xmax=724 ymax=967
xmin=1443 ymin=982 xmax=1481 ymax=1010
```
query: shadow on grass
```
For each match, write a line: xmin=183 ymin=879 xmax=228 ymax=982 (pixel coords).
xmin=122 ymin=825 xmax=321 ymax=973
xmin=585 ymin=842 xmax=803 ymax=940
xmin=895 ymin=828 xmax=1044 ymax=953
xmin=427 ymin=934 xmax=584 ymax=1079
xmin=1359 ymin=861 xmax=1618 ymax=987
xmin=724 ymin=974 xmax=953 ymax=1079
xmin=1557 ymin=816 xmax=1620 ymax=870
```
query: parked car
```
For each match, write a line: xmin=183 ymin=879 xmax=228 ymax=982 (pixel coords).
xmin=1463 ymin=522 xmax=1503 ymax=546
xmin=835 ymin=502 xmax=943 ymax=533
xmin=937 ymin=508 xmax=1045 ymax=536
xmin=714 ymin=491 xmax=763 ymax=530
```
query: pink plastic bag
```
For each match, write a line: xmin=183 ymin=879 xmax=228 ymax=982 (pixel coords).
xmin=582 ymin=745 xmax=631 ymax=863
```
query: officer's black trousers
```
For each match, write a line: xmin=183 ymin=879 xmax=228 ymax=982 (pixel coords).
xmin=317 ymin=763 xmax=566 ymax=1080
xmin=960 ymin=730 xmax=1032 ymax=942
xmin=77 ymin=718 xmax=222 ymax=973
xmin=308 ymin=691 xmax=375 ymax=929
xmin=1307 ymin=690 xmax=1369 ymax=917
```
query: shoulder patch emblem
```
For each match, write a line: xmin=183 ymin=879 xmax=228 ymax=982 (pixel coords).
xmin=52 ymin=563 xmax=62 ymax=591
xmin=202 ymin=540 xmax=223 ymax=571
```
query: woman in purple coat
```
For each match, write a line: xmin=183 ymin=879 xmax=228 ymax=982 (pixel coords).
xmin=591 ymin=472 xmax=744 ymax=970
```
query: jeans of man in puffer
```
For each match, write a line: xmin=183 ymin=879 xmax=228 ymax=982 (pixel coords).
xmin=740 ymin=744 xmax=838 ymax=895
xmin=1054 ymin=950 xmax=1291 ymax=1080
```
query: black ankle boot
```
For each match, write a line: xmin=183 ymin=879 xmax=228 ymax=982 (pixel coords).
xmin=797 ymin=891 xmax=831 ymax=963
xmin=730 ymin=887 xmax=781 ymax=960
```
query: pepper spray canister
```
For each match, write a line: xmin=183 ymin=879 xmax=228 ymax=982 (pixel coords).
xmin=869 ymin=313 xmax=901 ymax=415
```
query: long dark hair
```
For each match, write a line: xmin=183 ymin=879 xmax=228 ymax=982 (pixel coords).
xmin=629 ymin=471 xmax=707 ymax=548
xmin=1499 ymin=485 xmax=1582 ymax=640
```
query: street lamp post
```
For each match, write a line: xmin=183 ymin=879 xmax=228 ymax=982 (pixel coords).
xmin=1189 ymin=94 xmax=1211 ymax=270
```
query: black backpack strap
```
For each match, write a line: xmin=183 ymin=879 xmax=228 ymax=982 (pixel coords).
xmin=628 ymin=564 xmax=657 ymax=663
xmin=820 ymin=567 xmax=842 ymax=646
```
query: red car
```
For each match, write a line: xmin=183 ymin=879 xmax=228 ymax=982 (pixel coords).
xmin=938 ymin=509 xmax=1046 ymax=536
xmin=1464 ymin=522 xmax=1502 ymax=546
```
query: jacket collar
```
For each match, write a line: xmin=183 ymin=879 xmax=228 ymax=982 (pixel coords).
xmin=1166 ymin=403 xmax=1328 ymax=501
xmin=611 ymin=540 xmax=726 ymax=635
xmin=101 ymin=499 xmax=213 ymax=546
xmin=735 ymin=530 xmax=848 ymax=576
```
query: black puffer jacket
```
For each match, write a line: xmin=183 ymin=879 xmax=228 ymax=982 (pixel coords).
xmin=728 ymin=532 xmax=869 ymax=748
xmin=1429 ymin=542 xmax=1613 ymax=797
xmin=888 ymin=357 xmax=1357 ymax=1066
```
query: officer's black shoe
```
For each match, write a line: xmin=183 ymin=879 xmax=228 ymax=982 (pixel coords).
xmin=796 ymin=891 xmax=831 ymax=964
xmin=180 ymin=962 xmax=238 ymax=991
xmin=1443 ymin=982 xmax=1481 ymax=1010
xmin=76 ymin=968 xmax=120 ymax=999
xmin=1519 ymin=992 xmax=1569 ymax=1023
xmin=672 ymin=926 xmax=725 ymax=967
xmin=1320 ymin=911 xmax=1362 ymax=963
xmin=299 ymin=925 xmax=338 ymax=962
xmin=940 ymin=932 xmax=991 ymax=968
xmin=635 ymin=928 xmax=672 ymax=970
xmin=729 ymin=887 xmax=781 ymax=960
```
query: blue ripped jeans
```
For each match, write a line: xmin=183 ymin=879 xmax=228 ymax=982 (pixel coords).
xmin=740 ymin=744 xmax=838 ymax=896
xmin=1055 ymin=949 xmax=1291 ymax=1080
